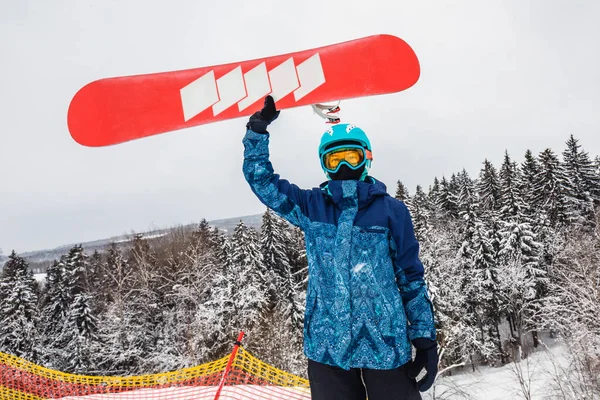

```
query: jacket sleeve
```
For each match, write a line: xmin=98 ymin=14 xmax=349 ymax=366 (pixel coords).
xmin=242 ymin=129 xmax=311 ymax=230
xmin=390 ymin=203 xmax=436 ymax=342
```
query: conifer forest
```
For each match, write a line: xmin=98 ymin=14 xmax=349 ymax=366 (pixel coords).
xmin=1 ymin=134 xmax=599 ymax=394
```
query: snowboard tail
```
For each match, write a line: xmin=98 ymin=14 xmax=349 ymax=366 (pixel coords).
xmin=67 ymin=34 xmax=420 ymax=147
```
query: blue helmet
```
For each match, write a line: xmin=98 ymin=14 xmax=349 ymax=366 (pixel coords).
xmin=318 ymin=123 xmax=373 ymax=180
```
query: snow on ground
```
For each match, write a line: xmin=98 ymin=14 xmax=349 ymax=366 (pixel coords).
xmin=112 ymin=232 xmax=168 ymax=244
xmin=34 ymin=272 xmax=46 ymax=283
xmin=424 ymin=341 xmax=572 ymax=400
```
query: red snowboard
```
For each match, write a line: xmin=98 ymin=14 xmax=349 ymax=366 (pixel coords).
xmin=67 ymin=34 xmax=420 ymax=147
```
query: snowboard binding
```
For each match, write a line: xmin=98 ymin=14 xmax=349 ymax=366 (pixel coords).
xmin=311 ymin=102 xmax=341 ymax=124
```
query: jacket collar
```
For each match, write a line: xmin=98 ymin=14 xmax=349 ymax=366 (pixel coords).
xmin=320 ymin=177 xmax=388 ymax=209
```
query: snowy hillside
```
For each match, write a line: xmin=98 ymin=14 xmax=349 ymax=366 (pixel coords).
xmin=0 ymin=213 xmax=263 ymax=270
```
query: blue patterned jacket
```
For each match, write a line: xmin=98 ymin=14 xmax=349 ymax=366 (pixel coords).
xmin=242 ymin=129 xmax=436 ymax=370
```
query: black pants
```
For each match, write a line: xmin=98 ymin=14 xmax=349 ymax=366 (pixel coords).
xmin=308 ymin=359 xmax=421 ymax=400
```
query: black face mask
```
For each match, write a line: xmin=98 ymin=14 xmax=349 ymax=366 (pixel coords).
xmin=330 ymin=164 xmax=365 ymax=181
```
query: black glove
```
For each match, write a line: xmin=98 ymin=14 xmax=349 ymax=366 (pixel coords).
xmin=408 ymin=338 xmax=438 ymax=392
xmin=246 ymin=95 xmax=280 ymax=133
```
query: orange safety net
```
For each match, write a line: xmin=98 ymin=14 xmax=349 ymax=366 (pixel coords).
xmin=0 ymin=346 xmax=311 ymax=399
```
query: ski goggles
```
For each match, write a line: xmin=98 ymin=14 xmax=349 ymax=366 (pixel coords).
xmin=321 ymin=145 xmax=372 ymax=173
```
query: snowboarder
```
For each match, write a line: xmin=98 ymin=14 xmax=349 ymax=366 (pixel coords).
xmin=242 ymin=96 xmax=438 ymax=400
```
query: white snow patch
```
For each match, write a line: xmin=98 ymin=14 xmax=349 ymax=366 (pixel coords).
xmin=424 ymin=343 xmax=572 ymax=400
xmin=352 ymin=263 xmax=366 ymax=273
xmin=34 ymin=273 xmax=47 ymax=283
xmin=113 ymin=232 xmax=167 ymax=244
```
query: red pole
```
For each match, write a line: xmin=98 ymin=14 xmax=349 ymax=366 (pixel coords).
xmin=214 ymin=331 xmax=245 ymax=400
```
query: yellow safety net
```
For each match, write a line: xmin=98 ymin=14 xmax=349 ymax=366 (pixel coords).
xmin=0 ymin=346 xmax=310 ymax=399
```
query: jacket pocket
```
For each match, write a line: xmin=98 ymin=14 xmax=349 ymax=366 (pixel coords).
xmin=361 ymin=227 xmax=387 ymax=234
xmin=354 ymin=227 xmax=389 ymax=249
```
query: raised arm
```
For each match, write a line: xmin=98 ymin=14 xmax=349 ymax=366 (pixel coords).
xmin=242 ymin=96 xmax=312 ymax=230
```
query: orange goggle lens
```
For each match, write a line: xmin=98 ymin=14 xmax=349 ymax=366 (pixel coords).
xmin=323 ymin=148 xmax=366 ymax=171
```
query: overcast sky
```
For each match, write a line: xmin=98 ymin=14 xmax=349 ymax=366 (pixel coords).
xmin=1 ymin=0 xmax=599 ymax=253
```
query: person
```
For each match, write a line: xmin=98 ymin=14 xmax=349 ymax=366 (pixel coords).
xmin=242 ymin=96 xmax=438 ymax=400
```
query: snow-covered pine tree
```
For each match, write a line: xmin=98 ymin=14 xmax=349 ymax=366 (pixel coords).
xmin=189 ymin=219 xmax=213 ymax=256
xmin=499 ymin=151 xmax=525 ymax=222
xmin=62 ymin=292 xmax=98 ymax=372
xmin=0 ymin=251 xmax=39 ymax=361
xmin=520 ymin=149 xmax=541 ymax=218
xmin=40 ymin=245 xmax=100 ymax=371
xmin=70 ymin=293 xmax=97 ymax=341
xmin=456 ymin=169 xmax=478 ymax=239
xmin=429 ymin=177 xmax=441 ymax=201
xmin=497 ymin=215 xmax=543 ymax=350
xmin=476 ymin=225 xmax=504 ymax=364
xmin=436 ymin=176 xmax=459 ymax=219
xmin=477 ymin=158 xmax=504 ymax=269
xmin=395 ymin=180 xmax=409 ymax=201
xmin=562 ymin=135 xmax=598 ymax=227
xmin=210 ymin=226 xmax=231 ymax=273
xmin=260 ymin=208 xmax=291 ymax=310
xmin=449 ymin=173 xmax=460 ymax=196
xmin=477 ymin=159 xmax=501 ymax=214
xmin=571 ymin=137 xmax=600 ymax=203
xmin=533 ymin=149 xmax=571 ymax=228
xmin=229 ymin=221 xmax=268 ymax=333
xmin=496 ymin=149 xmax=545 ymax=352
xmin=426 ymin=177 xmax=446 ymax=225
xmin=41 ymin=245 xmax=87 ymax=337
xmin=64 ymin=245 xmax=88 ymax=296
xmin=41 ymin=257 xmax=70 ymax=349
xmin=455 ymin=170 xmax=503 ymax=364
xmin=0 ymin=250 xmax=29 ymax=282
xmin=406 ymin=185 xmax=431 ymax=241
xmin=498 ymin=216 xmax=541 ymax=269
xmin=517 ymin=149 xmax=557 ymax=302
xmin=456 ymin=175 xmax=479 ymax=290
